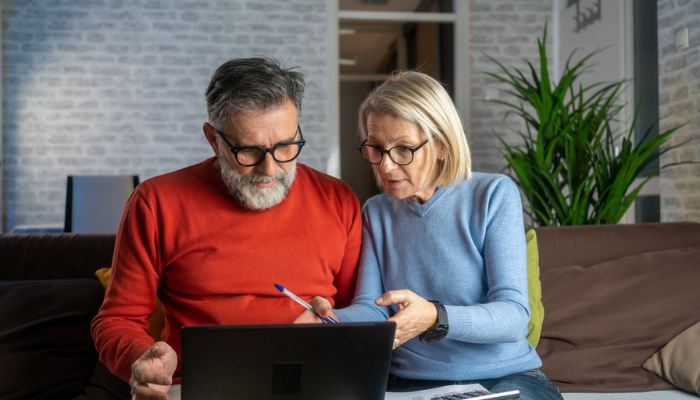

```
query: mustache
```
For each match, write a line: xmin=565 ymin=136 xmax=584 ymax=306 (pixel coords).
xmin=241 ymin=170 xmax=287 ymax=184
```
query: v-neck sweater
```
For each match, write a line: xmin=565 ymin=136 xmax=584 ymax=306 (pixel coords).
xmin=334 ymin=172 xmax=541 ymax=380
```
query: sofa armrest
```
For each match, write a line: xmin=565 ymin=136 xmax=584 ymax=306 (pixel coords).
xmin=0 ymin=233 xmax=116 ymax=280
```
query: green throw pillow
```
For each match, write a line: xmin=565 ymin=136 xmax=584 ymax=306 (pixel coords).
xmin=526 ymin=229 xmax=544 ymax=348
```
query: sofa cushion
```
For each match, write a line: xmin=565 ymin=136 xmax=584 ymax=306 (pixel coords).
xmin=537 ymin=245 xmax=700 ymax=393
xmin=642 ymin=320 xmax=700 ymax=395
xmin=74 ymin=360 xmax=131 ymax=400
xmin=0 ymin=278 xmax=104 ymax=400
xmin=561 ymin=391 xmax=700 ymax=399
xmin=534 ymin=222 xmax=700 ymax=273
xmin=526 ymin=229 xmax=544 ymax=348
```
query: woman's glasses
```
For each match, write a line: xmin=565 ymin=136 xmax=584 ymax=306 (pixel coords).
xmin=357 ymin=139 xmax=429 ymax=166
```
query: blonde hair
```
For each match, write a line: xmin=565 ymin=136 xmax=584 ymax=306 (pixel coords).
xmin=358 ymin=71 xmax=472 ymax=188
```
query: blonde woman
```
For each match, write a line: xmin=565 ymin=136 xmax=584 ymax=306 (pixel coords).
xmin=296 ymin=71 xmax=562 ymax=399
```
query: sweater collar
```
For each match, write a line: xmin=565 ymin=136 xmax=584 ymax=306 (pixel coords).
xmin=403 ymin=185 xmax=448 ymax=217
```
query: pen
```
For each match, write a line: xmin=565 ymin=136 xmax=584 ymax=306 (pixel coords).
xmin=274 ymin=284 xmax=337 ymax=323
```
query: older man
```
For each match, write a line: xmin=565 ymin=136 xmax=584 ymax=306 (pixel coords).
xmin=91 ymin=57 xmax=361 ymax=399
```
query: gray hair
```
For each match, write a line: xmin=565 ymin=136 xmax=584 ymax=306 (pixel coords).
xmin=205 ymin=57 xmax=305 ymax=130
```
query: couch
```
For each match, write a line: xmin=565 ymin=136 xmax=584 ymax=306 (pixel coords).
xmin=1 ymin=222 xmax=699 ymax=399
xmin=0 ymin=233 xmax=130 ymax=400
xmin=534 ymin=222 xmax=700 ymax=400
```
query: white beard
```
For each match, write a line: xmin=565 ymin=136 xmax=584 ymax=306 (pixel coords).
xmin=219 ymin=153 xmax=297 ymax=211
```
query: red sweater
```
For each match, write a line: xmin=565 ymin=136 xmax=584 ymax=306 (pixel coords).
xmin=91 ymin=158 xmax=361 ymax=383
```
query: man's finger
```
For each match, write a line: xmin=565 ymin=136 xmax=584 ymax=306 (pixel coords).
xmin=132 ymin=361 xmax=166 ymax=386
xmin=131 ymin=384 xmax=169 ymax=400
xmin=133 ymin=366 xmax=172 ymax=389
xmin=151 ymin=341 xmax=173 ymax=358
xmin=293 ymin=309 xmax=322 ymax=324
xmin=309 ymin=296 xmax=332 ymax=317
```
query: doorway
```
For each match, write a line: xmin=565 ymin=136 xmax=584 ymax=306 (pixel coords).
xmin=338 ymin=0 xmax=456 ymax=206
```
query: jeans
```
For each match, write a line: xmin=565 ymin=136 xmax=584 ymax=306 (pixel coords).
xmin=387 ymin=369 xmax=563 ymax=400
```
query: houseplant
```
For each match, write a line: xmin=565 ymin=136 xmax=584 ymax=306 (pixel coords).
xmin=483 ymin=25 xmax=690 ymax=226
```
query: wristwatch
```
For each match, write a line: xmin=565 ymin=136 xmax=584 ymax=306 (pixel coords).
xmin=419 ymin=300 xmax=449 ymax=343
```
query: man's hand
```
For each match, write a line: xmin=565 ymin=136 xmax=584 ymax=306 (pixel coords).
xmin=292 ymin=296 xmax=338 ymax=324
xmin=129 ymin=341 xmax=178 ymax=400
xmin=375 ymin=290 xmax=438 ymax=348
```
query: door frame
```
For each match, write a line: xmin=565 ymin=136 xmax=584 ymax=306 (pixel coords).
xmin=326 ymin=2 xmax=471 ymax=177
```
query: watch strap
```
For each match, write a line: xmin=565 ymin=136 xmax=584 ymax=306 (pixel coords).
xmin=419 ymin=300 xmax=449 ymax=343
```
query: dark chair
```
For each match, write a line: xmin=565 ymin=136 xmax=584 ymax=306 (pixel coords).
xmin=64 ymin=175 xmax=139 ymax=233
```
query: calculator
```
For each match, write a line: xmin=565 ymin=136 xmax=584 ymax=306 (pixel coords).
xmin=430 ymin=389 xmax=520 ymax=399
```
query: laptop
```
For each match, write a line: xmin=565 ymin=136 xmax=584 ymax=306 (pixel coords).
xmin=181 ymin=321 xmax=396 ymax=400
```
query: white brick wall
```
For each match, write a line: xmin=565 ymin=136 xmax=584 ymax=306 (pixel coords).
xmin=1 ymin=0 xmax=332 ymax=231
xmin=15 ymin=1 xmax=689 ymax=229
xmin=657 ymin=0 xmax=700 ymax=222
xmin=468 ymin=0 xmax=553 ymax=174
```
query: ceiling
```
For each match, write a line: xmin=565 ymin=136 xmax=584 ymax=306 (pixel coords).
xmin=339 ymin=0 xmax=424 ymax=13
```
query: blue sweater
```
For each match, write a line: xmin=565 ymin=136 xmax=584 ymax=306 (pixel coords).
xmin=334 ymin=172 xmax=542 ymax=380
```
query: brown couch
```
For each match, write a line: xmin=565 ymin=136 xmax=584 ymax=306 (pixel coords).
xmin=0 ymin=233 xmax=130 ymax=400
xmin=534 ymin=222 xmax=700 ymax=399
xmin=2 ymin=222 xmax=699 ymax=399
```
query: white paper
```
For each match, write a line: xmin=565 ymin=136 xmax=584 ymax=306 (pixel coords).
xmin=168 ymin=384 xmax=181 ymax=400
xmin=384 ymin=383 xmax=489 ymax=400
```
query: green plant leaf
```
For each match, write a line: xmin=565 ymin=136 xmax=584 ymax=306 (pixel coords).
xmin=482 ymin=23 xmax=696 ymax=226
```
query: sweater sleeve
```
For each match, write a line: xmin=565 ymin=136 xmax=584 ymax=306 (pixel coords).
xmin=333 ymin=205 xmax=391 ymax=322
xmin=444 ymin=177 xmax=530 ymax=344
xmin=91 ymin=188 xmax=161 ymax=383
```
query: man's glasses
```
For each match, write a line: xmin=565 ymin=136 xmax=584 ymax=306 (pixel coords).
xmin=215 ymin=125 xmax=305 ymax=167
xmin=357 ymin=139 xmax=429 ymax=166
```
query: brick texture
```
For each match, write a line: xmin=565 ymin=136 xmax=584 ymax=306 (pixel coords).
xmin=657 ymin=0 xmax=700 ymax=222
xmin=1 ymin=0 xmax=331 ymax=230
xmin=468 ymin=0 xmax=552 ymax=174
xmin=13 ymin=2 xmax=688 ymax=229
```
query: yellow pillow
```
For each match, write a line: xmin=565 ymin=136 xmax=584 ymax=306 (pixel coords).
xmin=526 ymin=229 xmax=544 ymax=348
xmin=95 ymin=268 xmax=165 ymax=342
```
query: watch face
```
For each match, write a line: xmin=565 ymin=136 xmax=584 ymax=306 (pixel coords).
xmin=421 ymin=325 xmax=448 ymax=343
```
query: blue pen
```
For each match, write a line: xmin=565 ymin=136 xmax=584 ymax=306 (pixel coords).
xmin=274 ymin=284 xmax=337 ymax=323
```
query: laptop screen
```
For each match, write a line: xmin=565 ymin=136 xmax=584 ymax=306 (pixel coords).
xmin=181 ymin=321 xmax=396 ymax=400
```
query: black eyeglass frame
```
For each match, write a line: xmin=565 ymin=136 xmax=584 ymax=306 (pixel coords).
xmin=357 ymin=139 xmax=429 ymax=166
xmin=215 ymin=124 xmax=305 ymax=167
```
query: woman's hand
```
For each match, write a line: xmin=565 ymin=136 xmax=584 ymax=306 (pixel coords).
xmin=375 ymin=290 xmax=438 ymax=348
xmin=292 ymin=296 xmax=339 ymax=324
